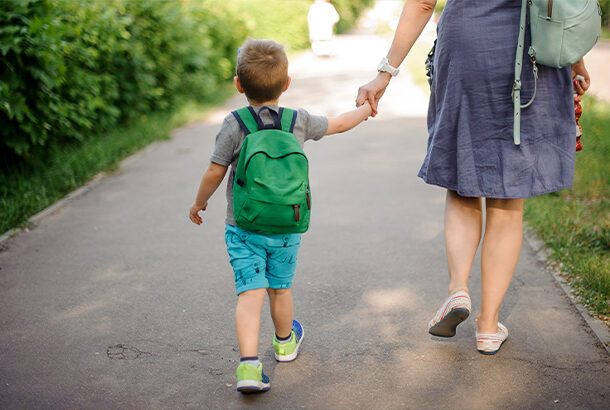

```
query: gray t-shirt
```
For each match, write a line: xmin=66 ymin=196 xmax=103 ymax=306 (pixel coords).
xmin=210 ymin=105 xmax=328 ymax=226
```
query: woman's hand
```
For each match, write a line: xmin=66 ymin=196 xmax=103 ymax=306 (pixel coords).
xmin=571 ymin=59 xmax=590 ymax=96
xmin=356 ymin=72 xmax=392 ymax=116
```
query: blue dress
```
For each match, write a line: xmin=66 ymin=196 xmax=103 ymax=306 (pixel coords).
xmin=418 ymin=0 xmax=576 ymax=198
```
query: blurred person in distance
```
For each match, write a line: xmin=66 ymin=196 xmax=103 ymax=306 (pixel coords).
xmin=308 ymin=0 xmax=340 ymax=56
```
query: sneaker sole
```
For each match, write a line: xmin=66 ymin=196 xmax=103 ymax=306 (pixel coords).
xmin=428 ymin=308 xmax=470 ymax=338
xmin=477 ymin=339 xmax=507 ymax=355
xmin=477 ymin=349 xmax=500 ymax=355
xmin=236 ymin=380 xmax=270 ymax=393
xmin=275 ymin=328 xmax=304 ymax=362
xmin=477 ymin=342 xmax=505 ymax=355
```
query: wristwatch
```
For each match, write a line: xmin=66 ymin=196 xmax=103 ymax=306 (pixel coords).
xmin=377 ymin=57 xmax=399 ymax=77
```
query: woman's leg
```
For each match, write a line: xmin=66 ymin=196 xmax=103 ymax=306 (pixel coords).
xmin=478 ymin=198 xmax=524 ymax=334
xmin=444 ymin=190 xmax=483 ymax=295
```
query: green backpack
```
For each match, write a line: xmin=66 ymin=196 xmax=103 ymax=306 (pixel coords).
xmin=231 ymin=106 xmax=311 ymax=235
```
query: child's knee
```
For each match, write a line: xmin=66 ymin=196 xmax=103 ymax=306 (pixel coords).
xmin=267 ymin=287 xmax=292 ymax=297
xmin=237 ymin=288 xmax=267 ymax=301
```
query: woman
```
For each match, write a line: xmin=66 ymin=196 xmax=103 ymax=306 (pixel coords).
xmin=357 ymin=0 xmax=591 ymax=354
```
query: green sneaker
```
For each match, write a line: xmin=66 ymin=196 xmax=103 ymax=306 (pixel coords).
xmin=236 ymin=363 xmax=270 ymax=393
xmin=273 ymin=319 xmax=304 ymax=362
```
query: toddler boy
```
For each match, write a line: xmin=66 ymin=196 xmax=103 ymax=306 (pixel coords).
xmin=189 ymin=38 xmax=372 ymax=393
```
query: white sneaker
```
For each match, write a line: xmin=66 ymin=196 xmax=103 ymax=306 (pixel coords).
xmin=476 ymin=322 xmax=508 ymax=355
xmin=428 ymin=291 xmax=472 ymax=337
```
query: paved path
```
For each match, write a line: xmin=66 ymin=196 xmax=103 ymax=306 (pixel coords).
xmin=586 ymin=40 xmax=610 ymax=103
xmin=1 ymin=28 xmax=609 ymax=410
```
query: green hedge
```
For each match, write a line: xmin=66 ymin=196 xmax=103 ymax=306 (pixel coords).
xmin=0 ymin=0 xmax=245 ymax=162
xmin=230 ymin=0 xmax=311 ymax=51
xmin=333 ymin=0 xmax=376 ymax=34
xmin=1 ymin=0 xmax=374 ymax=165
xmin=600 ymin=0 xmax=610 ymax=30
xmin=435 ymin=0 xmax=447 ymax=14
xmin=230 ymin=0 xmax=374 ymax=51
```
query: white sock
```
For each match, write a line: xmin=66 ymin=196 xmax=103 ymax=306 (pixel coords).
xmin=240 ymin=356 xmax=260 ymax=367
xmin=276 ymin=333 xmax=293 ymax=344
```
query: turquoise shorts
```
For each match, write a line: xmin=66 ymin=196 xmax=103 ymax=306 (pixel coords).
xmin=225 ymin=225 xmax=301 ymax=295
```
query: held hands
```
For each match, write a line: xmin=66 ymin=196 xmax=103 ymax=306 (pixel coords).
xmin=571 ymin=59 xmax=590 ymax=96
xmin=189 ymin=202 xmax=208 ymax=225
xmin=356 ymin=72 xmax=392 ymax=116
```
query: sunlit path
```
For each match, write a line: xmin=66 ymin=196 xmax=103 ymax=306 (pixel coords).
xmin=0 ymin=1 xmax=608 ymax=408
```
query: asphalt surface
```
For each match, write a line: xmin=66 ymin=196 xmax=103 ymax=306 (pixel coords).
xmin=586 ymin=39 xmax=610 ymax=104
xmin=1 ymin=30 xmax=609 ymax=409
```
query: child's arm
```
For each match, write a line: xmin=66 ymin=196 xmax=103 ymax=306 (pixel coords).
xmin=325 ymin=102 xmax=373 ymax=136
xmin=189 ymin=162 xmax=229 ymax=225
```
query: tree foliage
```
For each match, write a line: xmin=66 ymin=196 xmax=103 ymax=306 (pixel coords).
xmin=0 ymin=0 xmax=246 ymax=162
xmin=0 ymin=0 xmax=374 ymax=164
xmin=599 ymin=0 xmax=610 ymax=30
xmin=333 ymin=0 xmax=377 ymax=33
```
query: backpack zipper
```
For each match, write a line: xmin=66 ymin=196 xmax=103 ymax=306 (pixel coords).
xmin=548 ymin=0 xmax=553 ymax=19
xmin=293 ymin=205 xmax=300 ymax=222
xmin=244 ymin=151 xmax=308 ymax=172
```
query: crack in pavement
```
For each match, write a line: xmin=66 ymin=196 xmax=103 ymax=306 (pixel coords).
xmin=106 ymin=344 xmax=153 ymax=360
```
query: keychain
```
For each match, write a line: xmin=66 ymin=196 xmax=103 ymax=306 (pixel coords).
xmin=574 ymin=75 xmax=585 ymax=152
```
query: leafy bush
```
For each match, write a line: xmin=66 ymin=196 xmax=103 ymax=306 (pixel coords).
xmin=435 ymin=0 xmax=447 ymax=14
xmin=332 ymin=0 xmax=376 ymax=34
xmin=0 ymin=0 xmax=375 ymax=163
xmin=229 ymin=0 xmax=374 ymax=50
xmin=230 ymin=0 xmax=311 ymax=51
xmin=0 ymin=0 xmax=246 ymax=162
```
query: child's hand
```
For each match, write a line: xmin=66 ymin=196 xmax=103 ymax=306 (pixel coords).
xmin=189 ymin=202 xmax=208 ymax=225
xmin=362 ymin=100 xmax=374 ymax=120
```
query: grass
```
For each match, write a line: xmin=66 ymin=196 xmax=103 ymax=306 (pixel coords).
xmin=525 ymin=96 xmax=610 ymax=320
xmin=0 ymin=83 xmax=235 ymax=236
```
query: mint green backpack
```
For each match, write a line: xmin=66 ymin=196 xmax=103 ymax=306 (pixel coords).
xmin=512 ymin=0 xmax=602 ymax=145
xmin=231 ymin=106 xmax=311 ymax=235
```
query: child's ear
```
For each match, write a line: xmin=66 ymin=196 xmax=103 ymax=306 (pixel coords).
xmin=234 ymin=76 xmax=245 ymax=94
xmin=283 ymin=76 xmax=291 ymax=92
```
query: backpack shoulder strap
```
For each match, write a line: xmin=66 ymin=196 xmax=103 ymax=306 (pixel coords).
xmin=512 ymin=0 xmax=539 ymax=146
xmin=278 ymin=107 xmax=298 ymax=133
xmin=231 ymin=107 xmax=260 ymax=135
xmin=512 ymin=0 xmax=528 ymax=147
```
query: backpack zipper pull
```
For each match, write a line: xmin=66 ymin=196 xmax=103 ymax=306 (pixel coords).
xmin=306 ymin=189 xmax=311 ymax=210
xmin=293 ymin=205 xmax=300 ymax=222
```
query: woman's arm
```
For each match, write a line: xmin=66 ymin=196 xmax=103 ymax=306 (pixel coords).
xmin=356 ymin=0 xmax=437 ymax=113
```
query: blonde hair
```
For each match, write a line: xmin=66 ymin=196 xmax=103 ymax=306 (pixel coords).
xmin=236 ymin=38 xmax=288 ymax=103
